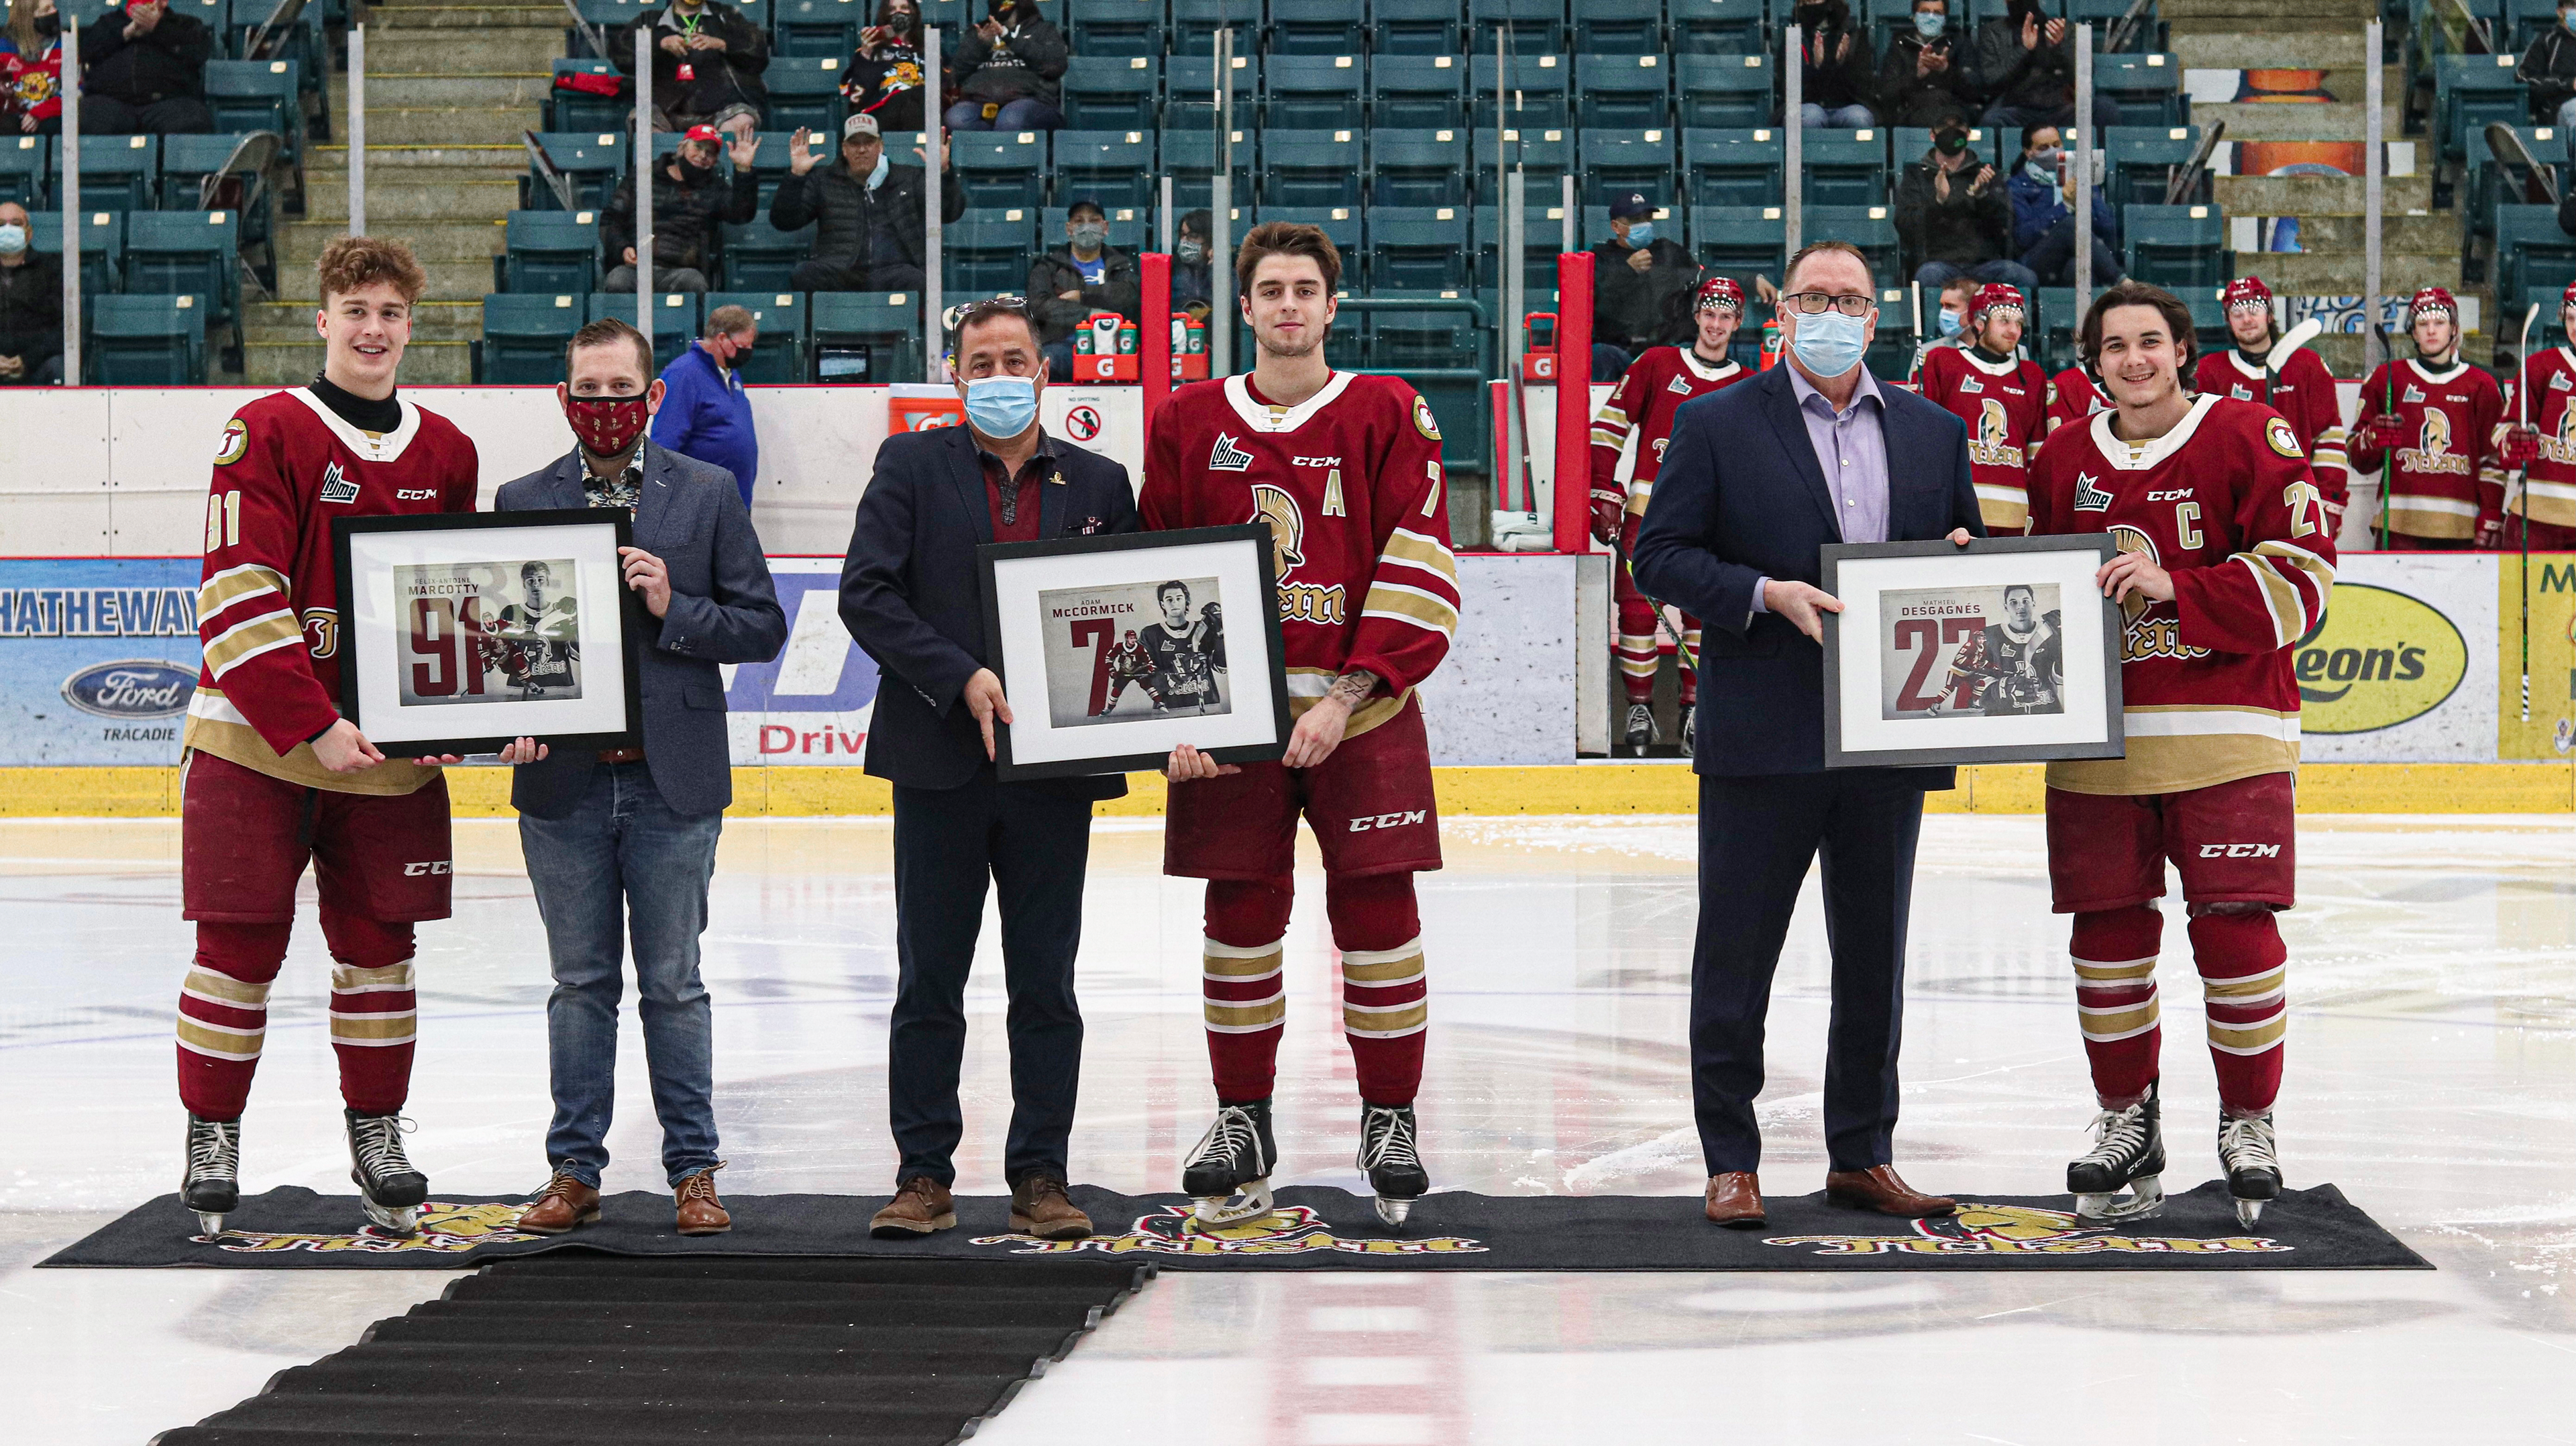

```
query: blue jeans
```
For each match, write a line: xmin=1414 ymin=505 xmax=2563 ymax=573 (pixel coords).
xmin=1801 ymin=101 xmax=1877 ymax=127
xmin=519 ymin=760 xmax=724 ymax=1188
xmin=1913 ymin=258 xmax=2041 ymax=294
xmin=945 ymin=97 xmax=1063 ymax=132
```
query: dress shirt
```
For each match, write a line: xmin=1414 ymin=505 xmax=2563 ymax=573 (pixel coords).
xmin=1751 ymin=362 xmax=1892 ymax=616
xmin=976 ymin=431 xmax=1059 ymax=544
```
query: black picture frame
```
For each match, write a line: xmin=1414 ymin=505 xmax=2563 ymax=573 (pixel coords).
xmin=978 ymin=523 xmax=1291 ymax=782
xmin=330 ymin=509 xmax=647 ymax=757
xmin=1819 ymin=533 xmax=2126 ymax=769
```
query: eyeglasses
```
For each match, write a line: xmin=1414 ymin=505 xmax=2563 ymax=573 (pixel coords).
xmin=1782 ymin=291 xmax=1876 ymax=317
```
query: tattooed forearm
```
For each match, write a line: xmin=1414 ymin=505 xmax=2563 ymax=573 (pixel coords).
xmin=1327 ymin=668 xmax=1379 ymax=708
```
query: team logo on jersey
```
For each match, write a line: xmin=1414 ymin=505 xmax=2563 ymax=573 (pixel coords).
xmin=1208 ymin=433 xmax=1254 ymax=471
xmin=301 ymin=607 xmax=339 ymax=660
xmin=971 ymin=1203 xmax=1487 ymax=1258
xmin=2551 ymin=405 xmax=2576 ymax=466
xmin=2396 ymin=410 xmax=2471 ymax=475
xmin=1251 ymin=483 xmax=1347 ymax=625
xmin=2402 ymin=384 xmax=2425 ymax=403
xmin=2231 ymin=384 xmax=2255 ymax=401
xmin=203 ymin=1201 xmax=544 ymax=1255
xmin=1967 ymin=399 xmax=2024 ymax=468
xmin=2553 ymin=371 xmax=2572 ymax=391
xmin=1411 ymin=394 xmax=1441 ymax=440
xmin=2265 ymin=416 xmax=2304 ymax=459
xmin=1764 ymin=1202 xmax=2290 ymax=1258
xmin=2108 ymin=525 xmax=2208 ymax=662
xmin=2072 ymin=471 xmax=2113 ymax=511
xmin=213 ymin=418 xmax=248 ymax=467
xmin=1957 ymin=375 xmax=1984 ymax=394
xmin=1666 ymin=374 xmax=1693 ymax=395
xmin=317 ymin=460 xmax=360 ymax=504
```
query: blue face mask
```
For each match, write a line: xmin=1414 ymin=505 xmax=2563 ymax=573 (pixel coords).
xmin=1915 ymin=10 xmax=1945 ymax=37
xmin=1937 ymin=308 xmax=1962 ymax=336
xmin=2565 ymin=9 xmax=2575 ymax=31
xmin=1625 ymin=221 xmax=1656 ymax=248
xmin=0 ymin=223 xmax=23 ymax=255
xmin=963 ymin=374 xmax=1039 ymax=437
xmin=866 ymin=153 xmax=891 ymax=190
xmin=1790 ymin=307 xmax=1870 ymax=378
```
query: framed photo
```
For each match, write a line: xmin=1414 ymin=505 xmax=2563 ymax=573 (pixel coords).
xmin=331 ymin=510 xmax=645 ymax=756
xmin=1819 ymin=534 xmax=2125 ymax=768
xmin=979 ymin=523 xmax=1290 ymax=782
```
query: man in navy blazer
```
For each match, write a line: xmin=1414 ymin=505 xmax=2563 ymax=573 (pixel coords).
xmin=496 ymin=317 xmax=788 ymax=1240
xmin=1633 ymin=241 xmax=1985 ymax=1230
xmin=838 ymin=298 xmax=1138 ymax=1244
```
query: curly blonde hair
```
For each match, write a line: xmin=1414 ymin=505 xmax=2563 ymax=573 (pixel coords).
xmin=316 ymin=235 xmax=427 ymax=306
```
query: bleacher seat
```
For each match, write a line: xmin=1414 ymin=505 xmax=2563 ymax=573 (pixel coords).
xmin=2037 ymin=286 xmax=2079 ymax=372
xmin=1260 ymin=129 xmax=1364 ymax=207
xmin=2469 ymin=123 xmax=2564 ymax=246
xmin=1576 ymin=54 xmax=1672 ymax=132
xmin=1575 ymin=0 xmax=1664 ymax=52
xmin=1579 ymin=201 xmax=1676 ymax=246
xmin=1166 ymin=50 xmax=1258 ymax=123
xmin=2436 ymin=52 xmax=2531 ymax=163
xmin=719 ymin=220 xmax=814 ymax=292
xmin=2508 ymin=0 xmax=2561 ymax=48
xmin=1472 ymin=199 xmax=1572 ymax=286
xmin=1470 ymin=54 xmax=1570 ymax=128
xmin=706 ymin=291 xmax=808 ymax=383
xmin=204 ymin=59 xmax=301 ymax=161
xmin=1366 ymin=206 xmax=1474 ymax=291
xmin=1361 ymin=287 xmax=1482 ymax=370
xmin=160 ymin=135 xmax=278 ymax=258
xmin=1370 ymin=54 xmax=1469 ymax=132
xmin=811 ymin=290 xmax=925 ymax=381
xmin=1252 ymin=205 xmax=1362 ymax=258
xmin=2103 ymin=125 xmax=2202 ymax=207
xmin=1371 ymin=127 xmax=1470 ymax=207
xmin=953 ymin=130 xmax=1049 ymax=207
xmin=1061 ymin=55 xmax=1161 ymax=131
xmin=1053 ymin=130 xmax=1155 ymax=207
xmin=1802 ymin=205 xmax=1899 ymax=281
xmin=1265 ymin=54 xmax=1365 ymax=131
xmin=1169 ymin=0 xmax=1260 ymax=55
xmin=55 ymin=135 xmax=157 ymax=211
xmin=1671 ymin=0 xmax=1766 ymax=53
xmin=1801 ymin=127 xmax=1888 ymax=207
xmin=1371 ymin=0 xmax=1464 ymax=54
xmin=1273 ymin=0 xmax=1365 ymax=54
xmin=476 ymin=293 xmax=586 ymax=383
xmin=1682 ymin=127 xmax=1784 ymax=206
xmin=1676 ymin=53 xmax=1774 ymax=128
xmin=1162 ymin=127 xmax=1254 ymax=207
xmin=1469 ymin=0 xmax=1565 ymax=53
xmin=525 ymin=131 xmax=627 ymax=211
xmin=123 ymin=209 xmax=239 ymax=327
xmin=1040 ymin=203 xmax=1152 ymax=250
xmin=592 ymin=291 xmax=700 ymax=363
xmin=2497 ymin=205 xmax=2576 ymax=301
xmin=89 ymin=294 xmax=206 ymax=384
xmin=764 ymin=56 xmax=849 ymax=136
xmin=733 ymin=131 xmax=806 ymax=208
xmin=771 ymin=0 xmax=862 ymax=57
xmin=1579 ymin=130 xmax=1678 ymax=207
xmin=504 ymin=211 xmax=603 ymax=294
xmin=2123 ymin=203 xmax=2231 ymax=289
xmin=28 ymin=211 xmax=121 ymax=297
xmin=1474 ymin=125 xmax=1570 ymax=205
xmin=1067 ymin=0 xmax=1167 ymax=56
xmin=945 ymin=207 xmax=1038 ymax=293
xmin=2091 ymin=53 xmax=2184 ymax=128
xmin=1862 ymin=284 xmax=1915 ymax=376
xmin=0 ymin=136 xmax=44 ymax=209
xmin=561 ymin=0 xmax=631 ymax=58
xmin=547 ymin=59 xmax=628 ymax=132
xmin=1690 ymin=204 xmax=1787 ymax=285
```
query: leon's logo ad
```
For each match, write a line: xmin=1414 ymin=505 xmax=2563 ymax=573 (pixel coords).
xmin=2293 ymin=582 xmax=2467 ymax=734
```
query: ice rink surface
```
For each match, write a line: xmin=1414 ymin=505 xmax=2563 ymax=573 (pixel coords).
xmin=6 ymin=809 xmax=2575 ymax=1443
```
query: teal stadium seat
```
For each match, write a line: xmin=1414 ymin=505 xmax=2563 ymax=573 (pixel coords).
xmin=953 ymin=130 xmax=1049 ymax=208
xmin=1273 ymin=0 xmax=1365 ymax=54
xmin=2469 ymin=123 xmax=2566 ymax=249
xmin=2123 ymin=203 xmax=2231 ymax=290
xmin=1689 ymin=203 xmax=1788 ymax=287
xmin=123 ymin=209 xmax=239 ymax=327
xmin=1052 ymin=130 xmax=1155 ymax=207
xmin=1061 ymin=55 xmax=1161 ymax=131
xmin=1470 ymin=0 xmax=1565 ymax=53
xmin=771 ymin=0 xmax=861 ymax=57
xmin=1683 ymin=127 xmax=1786 ymax=207
xmin=1576 ymin=54 xmax=1674 ymax=132
xmin=811 ymin=290 xmax=925 ymax=382
xmin=1371 ymin=127 xmax=1470 ymax=207
xmin=1168 ymin=0 xmax=1259 ymax=56
xmin=1366 ymin=206 xmax=1476 ymax=291
xmin=1803 ymin=205 xmax=1900 ymax=281
xmin=1161 ymin=127 xmax=1254 ymax=207
xmin=706 ymin=291 xmax=808 ymax=382
xmin=1472 ymin=199 xmax=1572 ymax=287
xmin=1260 ymin=129 xmax=1365 ymax=209
xmin=1166 ymin=50 xmax=1258 ymax=126
xmin=1371 ymin=54 xmax=1469 ymax=132
xmin=1576 ymin=0 xmax=1664 ymax=52
xmin=1362 ymin=288 xmax=1483 ymax=370
xmin=1252 ymin=205 xmax=1361 ymax=258
xmin=1265 ymin=54 xmax=1366 ymax=132
xmin=1580 ymin=130 xmax=1678 ymax=207
xmin=204 ymin=59 xmax=302 ymax=162
xmin=54 ymin=134 xmax=156 ymax=211
xmin=1802 ymin=127 xmax=1889 ymax=207
xmin=591 ymin=291 xmax=700 ymax=363
xmin=28 ymin=209 xmax=122 ymax=296
xmin=2092 ymin=53 xmax=2184 ymax=129
xmin=2498 ymin=205 xmax=2576 ymax=301
xmin=505 ymin=211 xmax=603 ymax=294
xmin=2437 ymin=52 xmax=2531 ymax=164
xmin=89 ymin=294 xmax=206 ymax=384
xmin=160 ymin=134 xmax=280 ymax=258
xmin=764 ymin=56 xmax=849 ymax=137
xmin=1371 ymin=0 xmax=1464 ymax=55
xmin=0 ymin=135 xmax=44 ymax=209
xmin=1862 ymin=284 xmax=1916 ymax=377
xmin=1672 ymin=0 xmax=1766 ymax=53
xmin=945 ymin=206 xmax=1038 ymax=294
xmin=527 ymin=130 xmax=628 ymax=211
xmin=548 ymin=59 xmax=627 ymax=132
xmin=1676 ymin=53 xmax=1774 ymax=129
xmin=2102 ymin=125 xmax=2204 ymax=207
xmin=476 ymin=293 xmax=585 ymax=382
xmin=719 ymin=219 xmax=814 ymax=292
xmin=1066 ymin=0 xmax=1166 ymax=56
xmin=1475 ymin=124 xmax=1570 ymax=205
xmin=1471 ymin=54 xmax=1570 ymax=129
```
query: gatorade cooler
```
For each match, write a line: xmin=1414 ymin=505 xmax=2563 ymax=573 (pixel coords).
xmin=1523 ymin=311 xmax=1558 ymax=380
xmin=1171 ymin=313 xmax=1209 ymax=381
xmin=1078 ymin=311 xmax=1140 ymax=382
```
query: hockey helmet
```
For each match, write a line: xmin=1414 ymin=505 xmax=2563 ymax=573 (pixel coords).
xmin=2561 ymin=279 xmax=2576 ymax=315
xmin=2222 ymin=276 xmax=2273 ymax=313
xmin=1966 ymin=282 xmax=2025 ymax=332
xmin=1695 ymin=276 xmax=1745 ymax=315
xmin=2409 ymin=286 xmax=2457 ymax=323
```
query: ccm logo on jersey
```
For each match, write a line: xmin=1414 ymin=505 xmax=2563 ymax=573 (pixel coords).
xmin=2147 ymin=488 xmax=2194 ymax=501
xmin=1293 ymin=456 xmax=1341 ymax=467
xmin=401 ymin=861 xmax=453 ymax=876
xmin=395 ymin=488 xmax=438 ymax=500
xmin=2198 ymin=843 xmax=2282 ymax=858
xmin=1350 ymin=811 xmax=1428 ymax=833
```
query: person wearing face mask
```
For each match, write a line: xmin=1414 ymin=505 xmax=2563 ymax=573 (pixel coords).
xmin=773 ymin=111 xmax=964 ymax=293
xmin=1171 ymin=207 xmax=1213 ymax=317
xmin=844 ymin=0 xmax=925 ymax=132
xmin=1 ymin=0 xmax=66 ymax=136
xmin=1896 ymin=108 xmax=2036 ymax=301
xmin=2006 ymin=124 xmax=2122 ymax=287
xmin=496 ymin=315 xmax=786 ymax=1241
xmin=1876 ymin=0 xmax=1972 ymax=126
xmin=1964 ymin=0 xmax=2116 ymax=132
xmin=603 ymin=124 xmax=759 ymax=293
xmin=1591 ymin=192 xmax=1697 ymax=373
xmin=651 ymin=303 xmax=761 ymax=510
xmin=945 ymin=0 xmax=1067 ymax=132
xmin=1783 ymin=0 xmax=1878 ymax=127
xmin=1029 ymin=197 xmax=1142 ymax=380
xmin=837 ymin=298 xmax=1138 ymax=1244
xmin=1629 ymin=240 xmax=1982 ymax=1231
xmin=1907 ymin=273 xmax=1977 ymax=377
xmin=0 ymin=199 xmax=61 ymax=383
xmin=2517 ymin=0 xmax=2576 ymax=132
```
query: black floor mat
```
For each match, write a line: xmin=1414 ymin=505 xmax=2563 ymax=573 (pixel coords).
xmin=55 ymin=1181 xmax=2427 ymax=1272
xmin=149 ymin=1255 xmax=1151 ymax=1446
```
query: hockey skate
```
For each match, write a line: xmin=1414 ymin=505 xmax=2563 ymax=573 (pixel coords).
xmin=1623 ymin=702 xmax=1657 ymax=756
xmin=345 ymin=1109 xmax=429 ymax=1236
xmin=1676 ymin=702 xmax=1696 ymax=750
xmin=2218 ymin=1111 xmax=2282 ymax=1228
xmin=1183 ymin=1101 xmax=1278 ymax=1227
xmin=182 ymin=1113 xmax=240 ymax=1238
xmin=1356 ymin=1102 xmax=1428 ymax=1229
xmin=2067 ymin=1083 xmax=2165 ymax=1222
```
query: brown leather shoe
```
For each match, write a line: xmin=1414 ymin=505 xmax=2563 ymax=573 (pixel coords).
xmin=869 ymin=1176 xmax=957 ymax=1238
xmin=1704 ymin=1171 xmax=1766 ymax=1228
xmin=1009 ymin=1176 xmax=1093 ymax=1240
xmin=517 ymin=1168 xmax=600 ymax=1235
xmin=674 ymin=1164 xmax=731 ymax=1236
xmin=1824 ymin=1164 xmax=1957 ymax=1217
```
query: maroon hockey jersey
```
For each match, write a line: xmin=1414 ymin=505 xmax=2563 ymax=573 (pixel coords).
xmin=2349 ymin=357 xmax=2506 ymax=541
xmin=186 ymin=389 xmax=481 ymax=794
xmin=2029 ymin=394 xmax=2337 ymax=797
xmin=1587 ymin=346 xmax=1750 ymax=513
xmin=2193 ymin=346 xmax=2349 ymax=517
xmin=2503 ymin=344 xmax=2576 ymax=531
xmin=1917 ymin=346 xmax=2049 ymax=533
xmin=2045 ymin=365 xmax=2110 ymax=437
xmin=1140 ymin=371 xmax=1458 ymax=741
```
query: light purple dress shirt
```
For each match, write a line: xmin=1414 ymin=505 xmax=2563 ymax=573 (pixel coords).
xmin=1750 ymin=363 xmax=1892 ymax=615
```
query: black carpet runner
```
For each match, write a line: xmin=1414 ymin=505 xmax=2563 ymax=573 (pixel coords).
xmin=54 ymin=1181 xmax=2428 ymax=1272
xmin=149 ymin=1255 xmax=1151 ymax=1446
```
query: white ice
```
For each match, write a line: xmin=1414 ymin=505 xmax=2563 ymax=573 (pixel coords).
xmin=5 ymin=811 xmax=2575 ymax=1443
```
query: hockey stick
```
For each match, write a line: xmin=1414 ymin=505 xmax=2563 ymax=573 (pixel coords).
xmin=2161 ymin=117 xmax=2227 ymax=207
xmin=2485 ymin=121 xmax=2565 ymax=208
xmin=2376 ymin=317 xmax=2400 ymax=550
xmin=523 ymin=130 xmax=580 ymax=213
xmin=2516 ymin=301 xmax=2539 ymax=721
xmin=2260 ymin=315 xmax=2324 ymax=410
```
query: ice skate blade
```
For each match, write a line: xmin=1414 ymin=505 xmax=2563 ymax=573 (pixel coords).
xmin=361 ymin=1200 xmax=422 ymax=1237
xmin=1373 ymin=1196 xmax=1414 ymax=1229
xmin=2234 ymin=1197 xmax=2265 ymax=1228
xmin=1189 ymin=1179 xmax=1275 ymax=1228
xmin=192 ymin=1212 xmax=227 ymax=1239
xmin=2072 ymin=1174 xmax=2165 ymax=1222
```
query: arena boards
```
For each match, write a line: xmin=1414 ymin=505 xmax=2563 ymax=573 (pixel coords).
xmin=50 ymin=1182 xmax=2426 ymax=1272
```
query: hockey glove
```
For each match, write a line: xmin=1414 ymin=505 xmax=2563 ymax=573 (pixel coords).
xmin=1590 ymin=486 xmax=1627 ymax=548
xmin=2475 ymin=511 xmax=2506 ymax=550
xmin=2357 ymin=413 xmax=2410 ymax=451
xmin=2501 ymin=424 xmax=2542 ymax=470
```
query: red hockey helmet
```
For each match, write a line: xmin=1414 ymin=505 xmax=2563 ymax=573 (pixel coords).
xmin=1695 ymin=276 xmax=1744 ymax=314
xmin=1966 ymin=282 xmax=2025 ymax=329
xmin=2560 ymin=279 xmax=2576 ymax=314
xmin=2410 ymin=286 xmax=2457 ymax=323
xmin=2222 ymin=276 xmax=2273 ymax=313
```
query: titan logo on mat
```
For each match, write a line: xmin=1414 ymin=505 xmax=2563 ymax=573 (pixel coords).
xmin=1764 ymin=1202 xmax=2292 ymax=1257
xmin=201 ymin=1202 xmax=543 ymax=1254
xmin=973 ymin=1204 xmax=1486 ymax=1257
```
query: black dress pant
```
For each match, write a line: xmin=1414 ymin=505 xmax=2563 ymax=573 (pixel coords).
xmin=888 ymin=769 xmax=1091 ymax=1188
xmin=1690 ymin=768 xmax=1930 ymax=1176
xmin=80 ymin=94 xmax=215 ymax=135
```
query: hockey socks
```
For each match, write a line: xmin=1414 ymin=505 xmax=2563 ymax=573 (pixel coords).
xmin=2188 ymin=906 xmax=2287 ymax=1117
xmin=175 ymin=911 xmax=419 ymax=1120
xmin=1614 ymin=598 xmax=1701 ymax=705
xmin=1203 ymin=877 xmax=1293 ymax=1103
xmin=1201 ymin=872 xmax=1429 ymax=1107
xmin=2070 ymin=904 xmax=2162 ymax=1108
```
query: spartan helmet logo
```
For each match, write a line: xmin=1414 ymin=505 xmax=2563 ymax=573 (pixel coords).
xmin=2108 ymin=523 xmax=2161 ymax=624
xmin=1913 ymin=1202 xmax=2106 ymax=1245
xmin=2419 ymin=408 xmax=2451 ymax=456
xmin=1978 ymin=398 xmax=2009 ymax=448
xmin=2558 ymin=405 xmax=2575 ymax=450
xmin=1250 ymin=482 xmax=1307 ymax=577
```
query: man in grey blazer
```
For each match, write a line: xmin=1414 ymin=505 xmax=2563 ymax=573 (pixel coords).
xmin=497 ymin=316 xmax=787 ymax=1239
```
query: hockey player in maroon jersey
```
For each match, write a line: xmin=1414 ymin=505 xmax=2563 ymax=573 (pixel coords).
xmin=1588 ymin=275 xmax=1753 ymax=754
xmin=175 ymin=238 xmax=485 ymax=1238
xmin=2043 ymin=360 xmax=2110 ymax=438
xmin=1915 ymin=283 xmax=2049 ymax=534
xmin=2349 ymin=286 xmax=2508 ymax=548
xmin=2192 ymin=275 xmax=2349 ymax=524
xmin=1097 ymin=629 xmax=1156 ymax=715
xmin=1148 ymin=222 xmax=1460 ymax=1228
xmin=2492 ymin=280 xmax=2576 ymax=549
xmin=2029 ymin=281 xmax=2337 ymax=1229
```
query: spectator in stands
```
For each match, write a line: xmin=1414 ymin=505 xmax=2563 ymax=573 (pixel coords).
xmin=616 ymin=0 xmax=769 ymax=142
xmin=1171 ymin=208 xmax=1212 ymax=318
xmin=605 ymin=125 xmax=760 ymax=294
xmin=2006 ymin=123 xmax=2121 ymax=287
xmin=2 ymin=0 xmax=65 ymax=136
xmin=1030 ymin=198 xmax=1140 ymax=380
xmin=1876 ymin=0 xmax=1973 ymax=127
xmin=653 ymin=304 xmax=761 ymax=510
xmin=2517 ymin=0 xmax=2576 ymax=131
xmin=1964 ymin=0 xmax=2115 ymax=132
xmin=77 ymin=0 xmax=213 ymax=136
xmin=1909 ymin=272 xmax=1976 ymax=376
xmin=1784 ymin=0 xmax=1878 ymax=128
xmin=1591 ymin=193 xmax=1696 ymax=378
xmin=0 ymin=199 xmax=60 ymax=384
xmin=1896 ymin=111 xmax=2037 ymax=294
xmin=946 ymin=0 xmax=1067 ymax=132
xmin=771 ymin=112 xmax=963 ymax=293
xmin=845 ymin=0 xmax=926 ymax=133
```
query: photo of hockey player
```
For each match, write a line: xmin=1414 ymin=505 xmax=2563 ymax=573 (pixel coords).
xmin=1878 ymin=581 xmax=2063 ymax=719
xmin=390 ymin=558 xmax=582 ymax=707
xmin=1038 ymin=575 xmax=1231 ymax=727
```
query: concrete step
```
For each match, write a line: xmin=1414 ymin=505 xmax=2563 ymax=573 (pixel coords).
xmin=363 ymin=105 xmax=546 ymax=146
xmin=311 ymin=143 xmax=528 ymax=169
xmin=366 ymin=27 xmax=566 ymax=71
xmin=246 ymin=338 xmax=471 ymax=383
xmin=2171 ymin=31 xmax=2368 ymax=66
xmin=368 ymin=74 xmax=554 ymax=107
xmin=2249 ymin=250 xmax=2462 ymax=294
xmin=303 ymin=171 xmax=526 ymax=221
xmin=2293 ymin=213 xmax=2461 ymax=252
xmin=244 ymin=299 xmax=484 ymax=342
xmin=284 ymin=218 xmax=504 ymax=264
xmin=2213 ymin=172 xmax=2434 ymax=215
xmin=2163 ymin=0 xmax=2375 ymax=16
xmin=367 ymin=5 xmax=563 ymax=28
xmin=2192 ymin=99 xmax=2403 ymax=141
